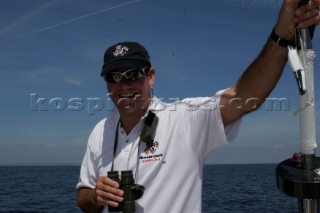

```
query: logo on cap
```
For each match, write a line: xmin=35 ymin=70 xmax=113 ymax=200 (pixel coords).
xmin=113 ymin=45 xmax=129 ymax=57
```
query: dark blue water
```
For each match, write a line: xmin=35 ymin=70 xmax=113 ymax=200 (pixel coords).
xmin=0 ymin=164 xmax=298 ymax=212
xmin=202 ymin=164 xmax=297 ymax=212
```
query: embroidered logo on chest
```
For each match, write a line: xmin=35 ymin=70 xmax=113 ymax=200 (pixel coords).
xmin=144 ymin=141 xmax=159 ymax=155
xmin=140 ymin=141 xmax=163 ymax=164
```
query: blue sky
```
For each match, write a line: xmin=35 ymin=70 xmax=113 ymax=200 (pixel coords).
xmin=0 ymin=0 xmax=319 ymax=165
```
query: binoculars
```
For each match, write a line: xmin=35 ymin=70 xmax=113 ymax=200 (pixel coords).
xmin=107 ymin=170 xmax=145 ymax=213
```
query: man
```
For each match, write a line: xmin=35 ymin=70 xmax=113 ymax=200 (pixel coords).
xmin=77 ymin=0 xmax=320 ymax=212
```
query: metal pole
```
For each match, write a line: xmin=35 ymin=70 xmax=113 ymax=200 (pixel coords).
xmin=305 ymin=199 xmax=314 ymax=213
xmin=299 ymin=198 xmax=305 ymax=213
xmin=276 ymin=2 xmax=318 ymax=213
xmin=298 ymin=26 xmax=316 ymax=213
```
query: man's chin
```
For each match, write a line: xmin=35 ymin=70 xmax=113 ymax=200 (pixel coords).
xmin=118 ymin=105 xmax=147 ymax=115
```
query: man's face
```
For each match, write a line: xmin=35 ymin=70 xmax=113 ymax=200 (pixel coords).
xmin=106 ymin=67 xmax=155 ymax=116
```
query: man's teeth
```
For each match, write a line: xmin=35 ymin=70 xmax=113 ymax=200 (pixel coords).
xmin=120 ymin=93 xmax=136 ymax=98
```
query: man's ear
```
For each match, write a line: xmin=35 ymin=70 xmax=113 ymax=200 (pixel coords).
xmin=148 ymin=67 xmax=155 ymax=85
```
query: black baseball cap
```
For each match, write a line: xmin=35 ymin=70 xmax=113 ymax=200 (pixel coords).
xmin=100 ymin=41 xmax=151 ymax=76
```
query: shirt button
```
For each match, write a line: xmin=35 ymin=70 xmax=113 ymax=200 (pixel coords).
xmin=126 ymin=140 xmax=129 ymax=143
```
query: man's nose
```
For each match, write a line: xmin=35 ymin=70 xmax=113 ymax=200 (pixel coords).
xmin=118 ymin=78 xmax=132 ymax=87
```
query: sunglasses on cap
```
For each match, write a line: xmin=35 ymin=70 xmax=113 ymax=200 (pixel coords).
xmin=105 ymin=67 xmax=149 ymax=83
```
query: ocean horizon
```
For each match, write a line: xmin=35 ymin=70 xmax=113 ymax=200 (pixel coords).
xmin=0 ymin=164 xmax=299 ymax=212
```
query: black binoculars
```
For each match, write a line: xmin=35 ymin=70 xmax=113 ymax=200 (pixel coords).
xmin=107 ymin=170 xmax=145 ymax=213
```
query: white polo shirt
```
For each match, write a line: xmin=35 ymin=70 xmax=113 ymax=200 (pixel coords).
xmin=77 ymin=90 xmax=241 ymax=213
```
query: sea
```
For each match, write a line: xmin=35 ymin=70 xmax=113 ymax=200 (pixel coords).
xmin=0 ymin=164 xmax=300 ymax=213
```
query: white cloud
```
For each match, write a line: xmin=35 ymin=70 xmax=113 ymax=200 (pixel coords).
xmin=24 ymin=69 xmax=54 ymax=81
xmin=226 ymin=0 xmax=282 ymax=8
xmin=65 ymin=79 xmax=84 ymax=87
xmin=14 ymin=66 xmax=83 ymax=87
xmin=43 ymin=143 xmax=58 ymax=149
xmin=8 ymin=0 xmax=144 ymax=40
xmin=0 ymin=0 xmax=61 ymax=37
xmin=272 ymin=144 xmax=285 ymax=149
